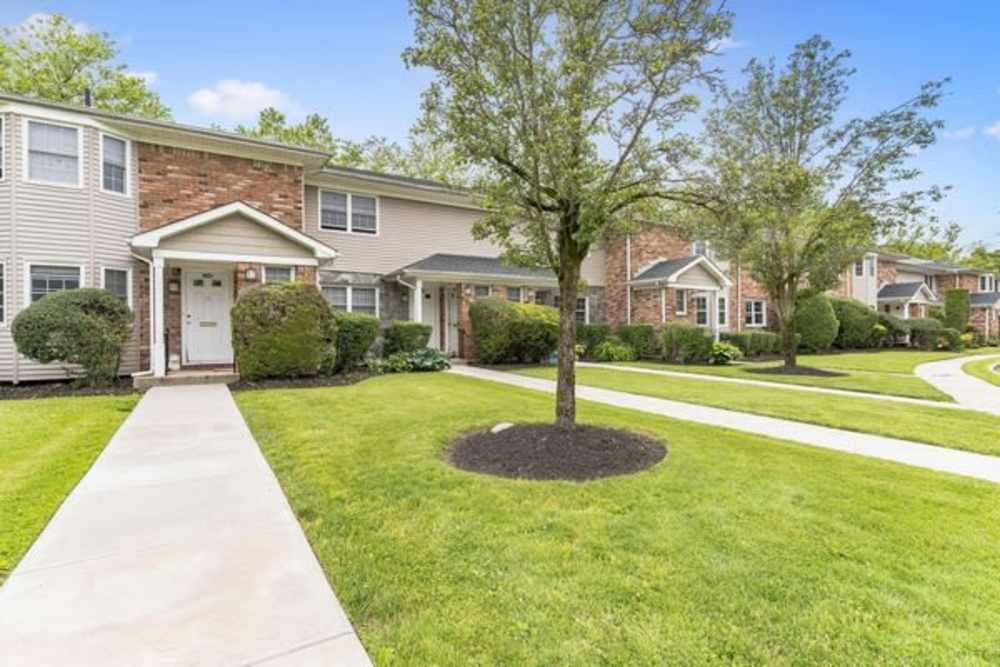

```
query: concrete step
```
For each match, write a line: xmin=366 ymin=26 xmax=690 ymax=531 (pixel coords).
xmin=134 ymin=370 xmax=239 ymax=390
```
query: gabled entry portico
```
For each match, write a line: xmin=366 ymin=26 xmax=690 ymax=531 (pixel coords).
xmin=131 ymin=202 xmax=338 ymax=378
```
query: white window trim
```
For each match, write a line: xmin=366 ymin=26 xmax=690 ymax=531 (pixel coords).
xmin=326 ymin=284 xmax=380 ymax=317
xmin=317 ymin=188 xmax=380 ymax=236
xmin=576 ymin=296 xmax=590 ymax=324
xmin=675 ymin=288 xmax=687 ymax=315
xmin=99 ymin=131 xmax=131 ymax=197
xmin=472 ymin=284 xmax=491 ymax=299
xmin=100 ymin=265 xmax=133 ymax=309
xmin=718 ymin=295 xmax=727 ymax=327
xmin=745 ymin=299 xmax=767 ymax=328
xmin=24 ymin=262 xmax=86 ymax=307
xmin=506 ymin=286 xmax=523 ymax=303
xmin=262 ymin=265 xmax=295 ymax=284
xmin=694 ymin=295 xmax=709 ymax=326
xmin=23 ymin=117 xmax=84 ymax=189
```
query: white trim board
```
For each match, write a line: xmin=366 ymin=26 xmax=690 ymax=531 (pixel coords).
xmin=152 ymin=249 xmax=319 ymax=266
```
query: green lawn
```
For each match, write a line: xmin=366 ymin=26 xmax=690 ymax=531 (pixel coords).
xmin=0 ymin=394 xmax=138 ymax=583
xmin=963 ymin=356 xmax=1000 ymax=388
xmin=236 ymin=374 xmax=1000 ymax=666
xmin=518 ymin=366 xmax=1000 ymax=456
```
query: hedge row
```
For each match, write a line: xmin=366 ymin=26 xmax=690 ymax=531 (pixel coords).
xmin=469 ymin=297 xmax=559 ymax=363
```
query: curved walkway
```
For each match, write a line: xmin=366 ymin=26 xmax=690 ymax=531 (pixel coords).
xmin=915 ymin=354 xmax=1000 ymax=416
xmin=583 ymin=362 xmax=972 ymax=411
xmin=449 ymin=365 xmax=1000 ymax=485
xmin=0 ymin=384 xmax=371 ymax=666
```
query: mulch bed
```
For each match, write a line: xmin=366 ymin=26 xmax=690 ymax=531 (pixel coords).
xmin=747 ymin=365 xmax=847 ymax=378
xmin=230 ymin=370 xmax=370 ymax=392
xmin=447 ymin=423 xmax=666 ymax=481
xmin=0 ymin=378 xmax=137 ymax=401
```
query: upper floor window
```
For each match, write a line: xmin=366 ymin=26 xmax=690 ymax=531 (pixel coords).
xmin=30 ymin=264 xmax=81 ymax=303
xmin=102 ymin=267 xmax=131 ymax=307
xmin=980 ymin=274 xmax=996 ymax=292
xmin=854 ymin=261 xmax=864 ymax=277
xmin=264 ymin=266 xmax=293 ymax=284
xmin=924 ymin=274 xmax=937 ymax=291
xmin=27 ymin=120 xmax=80 ymax=186
xmin=319 ymin=190 xmax=378 ymax=235
xmin=101 ymin=134 xmax=128 ymax=194
xmin=745 ymin=299 xmax=766 ymax=327
xmin=692 ymin=240 xmax=715 ymax=261
xmin=865 ymin=256 xmax=875 ymax=276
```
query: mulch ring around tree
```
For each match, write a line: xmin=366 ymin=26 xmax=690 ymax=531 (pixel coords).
xmin=447 ymin=423 xmax=666 ymax=482
xmin=747 ymin=365 xmax=847 ymax=378
xmin=0 ymin=378 xmax=136 ymax=401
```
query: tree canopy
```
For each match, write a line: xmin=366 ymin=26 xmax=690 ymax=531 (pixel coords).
xmin=0 ymin=14 xmax=169 ymax=119
xmin=405 ymin=0 xmax=731 ymax=426
xmin=682 ymin=36 xmax=946 ymax=365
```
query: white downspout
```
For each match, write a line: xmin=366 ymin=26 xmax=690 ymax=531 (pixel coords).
xmin=131 ymin=251 xmax=155 ymax=375
xmin=625 ymin=234 xmax=632 ymax=325
xmin=395 ymin=275 xmax=417 ymax=321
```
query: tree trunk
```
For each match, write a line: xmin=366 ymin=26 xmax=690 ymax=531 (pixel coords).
xmin=555 ymin=261 xmax=580 ymax=429
xmin=777 ymin=282 xmax=798 ymax=368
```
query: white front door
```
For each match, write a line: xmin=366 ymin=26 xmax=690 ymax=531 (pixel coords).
xmin=184 ymin=269 xmax=234 ymax=364
xmin=421 ymin=285 xmax=441 ymax=350
xmin=445 ymin=287 xmax=460 ymax=356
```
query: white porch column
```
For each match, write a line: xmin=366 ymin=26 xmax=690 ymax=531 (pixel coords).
xmin=711 ymin=289 xmax=720 ymax=342
xmin=152 ymin=257 xmax=166 ymax=377
xmin=414 ymin=278 xmax=424 ymax=323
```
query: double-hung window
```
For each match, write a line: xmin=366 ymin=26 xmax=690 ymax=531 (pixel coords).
xmin=506 ymin=287 xmax=522 ymax=303
xmin=264 ymin=266 xmax=294 ymax=284
xmin=854 ymin=261 xmax=864 ymax=277
xmin=674 ymin=289 xmax=687 ymax=315
xmin=322 ymin=285 xmax=379 ymax=316
xmin=745 ymin=299 xmax=766 ymax=327
xmin=473 ymin=285 xmax=491 ymax=299
xmin=980 ymin=275 xmax=995 ymax=292
xmin=102 ymin=267 xmax=131 ymax=307
xmin=101 ymin=134 xmax=128 ymax=194
xmin=27 ymin=121 xmax=80 ymax=186
xmin=575 ymin=297 xmax=588 ymax=323
xmin=319 ymin=190 xmax=378 ymax=234
xmin=694 ymin=296 xmax=708 ymax=326
xmin=718 ymin=296 xmax=727 ymax=326
xmin=865 ymin=256 xmax=875 ymax=276
xmin=30 ymin=264 xmax=81 ymax=303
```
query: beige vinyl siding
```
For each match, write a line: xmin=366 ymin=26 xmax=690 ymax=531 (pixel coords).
xmin=897 ymin=271 xmax=926 ymax=284
xmin=159 ymin=213 xmax=307 ymax=257
xmin=675 ymin=263 xmax=721 ymax=288
xmin=304 ymin=184 xmax=606 ymax=285
xmin=0 ymin=113 xmax=13 ymax=380
xmin=0 ymin=114 xmax=141 ymax=382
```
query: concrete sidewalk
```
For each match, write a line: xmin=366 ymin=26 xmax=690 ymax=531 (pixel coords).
xmin=915 ymin=354 xmax=1000 ymax=416
xmin=449 ymin=365 xmax=1000 ymax=485
xmin=0 ymin=384 xmax=370 ymax=666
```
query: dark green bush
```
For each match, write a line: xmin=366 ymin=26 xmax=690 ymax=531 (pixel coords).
xmin=12 ymin=288 xmax=134 ymax=386
xmin=333 ymin=311 xmax=379 ymax=372
xmin=593 ymin=338 xmax=636 ymax=362
xmin=748 ymin=330 xmax=781 ymax=356
xmin=793 ymin=294 xmax=839 ymax=352
xmin=618 ymin=324 xmax=657 ymax=359
xmin=367 ymin=348 xmax=450 ymax=374
xmin=710 ymin=341 xmax=743 ymax=365
xmin=662 ymin=322 xmax=713 ymax=364
xmin=383 ymin=320 xmax=432 ymax=355
xmin=907 ymin=317 xmax=944 ymax=350
xmin=928 ymin=306 xmax=945 ymax=324
xmin=831 ymin=298 xmax=878 ymax=349
xmin=576 ymin=323 xmax=611 ymax=358
xmin=943 ymin=289 xmax=970 ymax=332
xmin=468 ymin=298 xmax=559 ymax=363
xmin=720 ymin=331 xmax=751 ymax=356
xmin=877 ymin=313 xmax=909 ymax=346
xmin=231 ymin=282 xmax=336 ymax=381
xmin=938 ymin=327 xmax=963 ymax=351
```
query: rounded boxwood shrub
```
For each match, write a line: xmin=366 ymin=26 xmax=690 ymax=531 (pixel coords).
xmin=938 ymin=327 xmax=963 ymax=351
xmin=509 ymin=303 xmax=559 ymax=363
xmin=877 ymin=313 xmax=909 ymax=346
xmin=661 ymin=322 xmax=713 ymax=364
xmin=943 ymin=289 xmax=970 ymax=332
xmin=831 ymin=298 xmax=877 ymax=349
xmin=793 ymin=294 xmax=839 ymax=352
xmin=12 ymin=288 xmax=133 ymax=386
xmin=618 ymin=324 xmax=656 ymax=359
xmin=748 ymin=331 xmax=781 ymax=356
xmin=576 ymin=323 xmax=611 ymax=358
xmin=907 ymin=317 xmax=944 ymax=350
xmin=469 ymin=297 xmax=515 ymax=363
xmin=593 ymin=338 xmax=636 ymax=362
xmin=333 ymin=311 xmax=380 ymax=372
xmin=383 ymin=320 xmax=432 ymax=355
xmin=468 ymin=297 xmax=559 ymax=363
xmin=231 ymin=282 xmax=336 ymax=381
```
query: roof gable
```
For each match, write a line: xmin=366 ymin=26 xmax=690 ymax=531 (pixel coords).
xmin=632 ymin=255 xmax=732 ymax=287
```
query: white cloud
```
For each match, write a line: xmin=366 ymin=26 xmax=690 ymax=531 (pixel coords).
xmin=132 ymin=71 xmax=159 ymax=86
xmin=14 ymin=12 xmax=90 ymax=35
xmin=943 ymin=126 xmax=976 ymax=140
xmin=186 ymin=80 xmax=298 ymax=121
xmin=709 ymin=37 xmax=746 ymax=52
xmin=984 ymin=121 xmax=1000 ymax=139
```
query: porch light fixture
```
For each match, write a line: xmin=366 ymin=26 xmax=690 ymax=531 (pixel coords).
xmin=244 ymin=267 xmax=258 ymax=282
xmin=168 ymin=280 xmax=180 ymax=294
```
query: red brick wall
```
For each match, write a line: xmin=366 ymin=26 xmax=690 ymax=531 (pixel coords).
xmin=730 ymin=265 xmax=771 ymax=332
xmin=605 ymin=225 xmax=694 ymax=326
xmin=878 ymin=259 xmax=898 ymax=287
xmin=938 ymin=274 xmax=979 ymax=292
xmin=970 ymin=307 xmax=997 ymax=338
xmin=136 ymin=143 xmax=304 ymax=231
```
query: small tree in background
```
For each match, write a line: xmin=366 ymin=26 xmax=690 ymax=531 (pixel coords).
xmin=943 ymin=289 xmax=970 ymax=331
xmin=681 ymin=36 xmax=946 ymax=368
xmin=405 ymin=0 xmax=731 ymax=427
xmin=0 ymin=14 xmax=169 ymax=118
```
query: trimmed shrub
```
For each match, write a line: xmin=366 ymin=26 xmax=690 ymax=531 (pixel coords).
xmin=710 ymin=341 xmax=743 ymax=365
xmin=618 ymin=324 xmax=657 ymax=359
xmin=877 ymin=313 xmax=909 ymax=346
xmin=383 ymin=321 xmax=432 ymax=355
xmin=870 ymin=322 xmax=888 ymax=347
xmin=943 ymin=289 xmax=970 ymax=332
xmin=576 ymin=323 xmax=611 ymax=358
xmin=469 ymin=297 xmax=515 ymax=363
xmin=928 ymin=306 xmax=945 ymax=324
xmin=720 ymin=331 xmax=750 ymax=356
xmin=468 ymin=298 xmax=559 ymax=363
xmin=662 ymin=322 xmax=713 ymax=364
xmin=333 ymin=311 xmax=380 ymax=372
xmin=938 ymin=327 xmax=963 ymax=351
xmin=231 ymin=283 xmax=337 ymax=381
xmin=793 ymin=294 xmax=839 ymax=352
xmin=831 ymin=298 xmax=877 ymax=349
xmin=12 ymin=288 xmax=133 ymax=385
xmin=593 ymin=338 xmax=636 ymax=362
xmin=748 ymin=330 xmax=781 ymax=356
xmin=907 ymin=317 xmax=944 ymax=350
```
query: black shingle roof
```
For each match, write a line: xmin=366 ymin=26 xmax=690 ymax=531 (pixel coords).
xmin=632 ymin=256 xmax=701 ymax=282
xmin=971 ymin=292 xmax=1000 ymax=307
xmin=877 ymin=282 xmax=926 ymax=299
xmin=399 ymin=254 xmax=555 ymax=280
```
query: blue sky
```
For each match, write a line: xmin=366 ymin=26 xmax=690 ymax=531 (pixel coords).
xmin=3 ymin=1 xmax=998 ymax=248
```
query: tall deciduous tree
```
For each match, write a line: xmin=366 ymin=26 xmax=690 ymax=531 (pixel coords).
xmin=881 ymin=220 xmax=963 ymax=262
xmin=683 ymin=36 xmax=946 ymax=367
xmin=0 ymin=14 xmax=169 ymax=118
xmin=405 ymin=0 xmax=730 ymax=427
